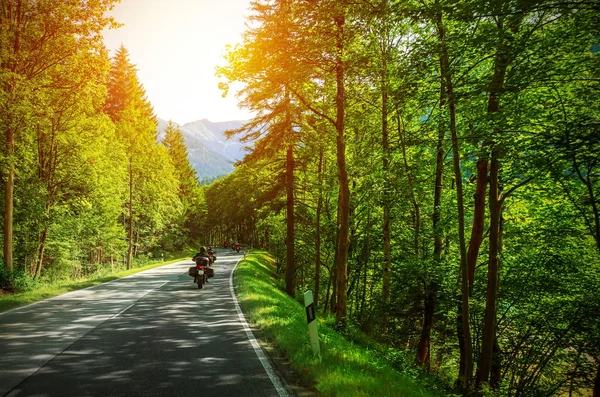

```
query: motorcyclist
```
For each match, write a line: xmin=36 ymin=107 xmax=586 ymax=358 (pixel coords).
xmin=192 ymin=247 xmax=211 ymax=283
xmin=207 ymin=247 xmax=216 ymax=264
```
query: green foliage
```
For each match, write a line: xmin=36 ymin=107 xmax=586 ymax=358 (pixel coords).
xmin=216 ymin=1 xmax=600 ymax=395
xmin=0 ymin=255 xmax=189 ymax=314
xmin=0 ymin=7 xmax=205 ymax=295
xmin=236 ymin=250 xmax=444 ymax=397
xmin=0 ymin=265 xmax=40 ymax=292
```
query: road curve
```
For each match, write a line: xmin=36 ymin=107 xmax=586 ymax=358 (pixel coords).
xmin=0 ymin=249 xmax=290 ymax=397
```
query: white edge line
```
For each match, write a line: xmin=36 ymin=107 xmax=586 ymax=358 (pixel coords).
xmin=229 ymin=252 xmax=290 ymax=397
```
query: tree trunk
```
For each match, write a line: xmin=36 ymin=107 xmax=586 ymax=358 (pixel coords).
xmin=333 ymin=13 xmax=349 ymax=327
xmin=435 ymin=4 xmax=473 ymax=390
xmin=584 ymin=172 xmax=600 ymax=250
xmin=479 ymin=147 xmax=501 ymax=385
xmin=467 ymin=156 xmax=488 ymax=290
xmin=417 ymin=82 xmax=446 ymax=368
xmin=314 ymin=147 xmax=324 ymax=308
xmin=133 ymin=231 xmax=139 ymax=257
xmin=490 ymin=337 xmax=502 ymax=389
xmin=490 ymin=213 xmax=505 ymax=389
xmin=34 ymin=227 xmax=49 ymax=279
xmin=398 ymin=112 xmax=420 ymax=257
xmin=449 ymin=76 xmax=473 ymax=394
xmin=417 ymin=287 xmax=437 ymax=370
xmin=285 ymin=141 xmax=295 ymax=297
xmin=4 ymin=110 xmax=16 ymax=275
xmin=331 ymin=195 xmax=340 ymax=314
xmin=126 ymin=159 xmax=134 ymax=270
xmin=2 ymin=0 xmax=23 ymax=273
xmin=399 ymin=107 xmax=428 ymax=366
xmin=381 ymin=67 xmax=392 ymax=325
xmin=432 ymin=88 xmax=445 ymax=264
xmin=477 ymin=15 xmax=512 ymax=386
xmin=361 ymin=211 xmax=371 ymax=319
xmin=329 ymin=189 xmax=340 ymax=313
xmin=4 ymin=164 xmax=14 ymax=272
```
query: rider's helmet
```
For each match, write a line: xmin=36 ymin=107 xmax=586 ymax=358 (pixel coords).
xmin=200 ymin=246 xmax=207 ymax=254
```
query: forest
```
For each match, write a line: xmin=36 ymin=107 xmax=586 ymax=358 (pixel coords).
xmin=0 ymin=1 xmax=204 ymax=285
xmin=1 ymin=0 xmax=599 ymax=396
xmin=209 ymin=0 xmax=600 ymax=396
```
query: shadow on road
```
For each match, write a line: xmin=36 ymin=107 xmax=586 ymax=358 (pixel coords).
xmin=0 ymin=251 xmax=279 ymax=397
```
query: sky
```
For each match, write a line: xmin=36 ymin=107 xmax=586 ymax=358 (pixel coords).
xmin=102 ymin=0 xmax=254 ymax=124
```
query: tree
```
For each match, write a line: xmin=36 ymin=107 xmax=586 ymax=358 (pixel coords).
xmin=0 ymin=0 xmax=118 ymax=272
xmin=219 ymin=0 xmax=308 ymax=297
xmin=104 ymin=46 xmax=178 ymax=268
xmin=161 ymin=121 xmax=203 ymax=249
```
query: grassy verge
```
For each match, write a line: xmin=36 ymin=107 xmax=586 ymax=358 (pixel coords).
xmin=0 ymin=256 xmax=188 ymax=313
xmin=234 ymin=250 xmax=444 ymax=397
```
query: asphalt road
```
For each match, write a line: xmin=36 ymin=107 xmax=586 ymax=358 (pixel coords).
xmin=0 ymin=249 xmax=289 ymax=397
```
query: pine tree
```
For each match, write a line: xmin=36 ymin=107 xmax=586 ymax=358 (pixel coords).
xmin=162 ymin=121 xmax=203 ymax=248
xmin=104 ymin=45 xmax=171 ymax=269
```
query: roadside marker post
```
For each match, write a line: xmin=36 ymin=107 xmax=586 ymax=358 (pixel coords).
xmin=303 ymin=290 xmax=320 ymax=356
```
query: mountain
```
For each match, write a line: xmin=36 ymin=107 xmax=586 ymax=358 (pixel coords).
xmin=157 ymin=118 xmax=250 ymax=181
xmin=180 ymin=119 xmax=249 ymax=162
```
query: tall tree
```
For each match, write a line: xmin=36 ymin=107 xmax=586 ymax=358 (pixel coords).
xmin=0 ymin=0 xmax=118 ymax=272
xmin=218 ymin=0 xmax=301 ymax=297
xmin=161 ymin=121 xmax=203 ymax=249
xmin=104 ymin=45 xmax=175 ymax=269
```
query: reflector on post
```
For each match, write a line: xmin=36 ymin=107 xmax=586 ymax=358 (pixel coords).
xmin=303 ymin=290 xmax=320 ymax=356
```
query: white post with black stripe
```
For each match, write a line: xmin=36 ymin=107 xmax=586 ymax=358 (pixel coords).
xmin=303 ymin=290 xmax=320 ymax=356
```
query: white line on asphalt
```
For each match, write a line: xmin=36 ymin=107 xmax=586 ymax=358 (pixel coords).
xmin=229 ymin=252 xmax=290 ymax=397
xmin=0 ymin=262 xmax=187 ymax=317
xmin=5 ymin=389 xmax=21 ymax=397
xmin=112 ymin=303 xmax=135 ymax=318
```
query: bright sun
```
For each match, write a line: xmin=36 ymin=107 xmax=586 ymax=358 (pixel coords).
xmin=103 ymin=0 xmax=255 ymax=124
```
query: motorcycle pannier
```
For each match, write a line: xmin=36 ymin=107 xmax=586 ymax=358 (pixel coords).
xmin=206 ymin=267 xmax=215 ymax=278
xmin=188 ymin=266 xmax=196 ymax=277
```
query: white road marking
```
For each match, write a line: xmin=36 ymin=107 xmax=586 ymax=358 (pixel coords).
xmin=112 ymin=303 xmax=135 ymax=318
xmin=5 ymin=389 xmax=21 ymax=397
xmin=0 ymin=261 xmax=188 ymax=317
xmin=229 ymin=252 xmax=290 ymax=397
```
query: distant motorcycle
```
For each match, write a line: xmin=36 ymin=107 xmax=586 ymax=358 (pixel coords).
xmin=208 ymin=248 xmax=217 ymax=264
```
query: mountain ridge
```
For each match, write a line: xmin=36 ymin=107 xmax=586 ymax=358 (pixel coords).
xmin=157 ymin=118 xmax=249 ymax=181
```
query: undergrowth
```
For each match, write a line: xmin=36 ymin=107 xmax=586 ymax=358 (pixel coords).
xmin=234 ymin=250 xmax=452 ymax=397
xmin=0 ymin=252 xmax=191 ymax=313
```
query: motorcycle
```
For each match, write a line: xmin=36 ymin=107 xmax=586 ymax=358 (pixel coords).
xmin=208 ymin=248 xmax=217 ymax=264
xmin=189 ymin=255 xmax=210 ymax=289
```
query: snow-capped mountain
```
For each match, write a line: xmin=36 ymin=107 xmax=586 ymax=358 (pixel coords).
xmin=180 ymin=119 xmax=248 ymax=162
xmin=157 ymin=118 xmax=250 ymax=181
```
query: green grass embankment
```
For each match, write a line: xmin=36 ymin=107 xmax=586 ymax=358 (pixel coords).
xmin=0 ymin=256 xmax=189 ymax=313
xmin=234 ymin=250 xmax=443 ymax=397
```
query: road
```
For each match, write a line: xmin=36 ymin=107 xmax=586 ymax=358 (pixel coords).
xmin=0 ymin=249 xmax=289 ymax=397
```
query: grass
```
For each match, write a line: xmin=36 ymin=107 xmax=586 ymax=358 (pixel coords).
xmin=234 ymin=250 xmax=446 ymax=397
xmin=0 ymin=256 xmax=189 ymax=313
